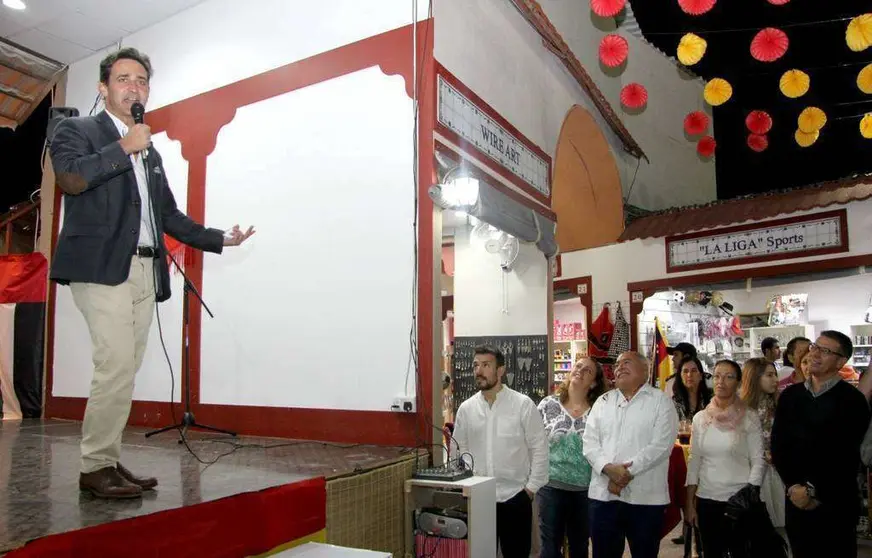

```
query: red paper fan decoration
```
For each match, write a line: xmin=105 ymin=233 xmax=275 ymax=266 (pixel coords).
xmin=620 ymin=83 xmax=648 ymax=108
xmin=767 ymin=0 xmax=790 ymax=4
xmin=697 ymin=136 xmax=716 ymax=157
xmin=599 ymin=35 xmax=629 ymax=67
xmin=590 ymin=0 xmax=626 ymax=17
xmin=684 ymin=111 xmax=709 ymax=135
xmin=745 ymin=110 xmax=773 ymax=134
xmin=747 ymin=134 xmax=769 ymax=152
xmin=678 ymin=0 xmax=716 ymax=16
xmin=751 ymin=28 xmax=789 ymax=62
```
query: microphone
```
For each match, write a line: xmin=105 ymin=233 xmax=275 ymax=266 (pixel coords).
xmin=130 ymin=101 xmax=148 ymax=161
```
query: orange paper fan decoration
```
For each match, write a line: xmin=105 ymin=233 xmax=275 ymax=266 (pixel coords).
xmin=858 ymin=64 xmax=872 ymax=94
xmin=779 ymin=69 xmax=810 ymax=98
xmin=745 ymin=111 xmax=773 ymax=134
xmin=751 ymin=28 xmax=789 ymax=62
xmin=798 ymin=107 xmax=827 ymax=133
xmin=599 ymin=34 xmax=629 ymax=67
xmin=590 ymin=0 xmax=626 ymax=17
xmin=697 ymin=136 xmax=716 ymax=157
xmin=684 ymin=111 xmax=709 ymax=135
xmin=861 ymin=114 xmax=872 ymax=139
xmin=678 ymin=0 xmax=716 ymax=16
xmin=747 ymin=134 xmax=769 ymax=152
xmin=795 ymin=129 xmax=818 ymax=147
xmin=846 ymin=14 xmax=872 ymax=52
xmin=621 ymin=83 xmax=648 ymax=108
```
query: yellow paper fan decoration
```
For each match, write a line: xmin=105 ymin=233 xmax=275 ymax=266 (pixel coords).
xmin=795 ymin=129 xmax=819 ymax=148
xmin=779 ymin=69 xmax=810 ymax=98
xmin=677 ymin=33 xmax=707 ymax=66
xmin=858 ymin=64 xmax=872 ymax=94
xmin=704 ymin=78 xmax=732 ymax=106
xmin=861 ymin=114 xmax=872 ymax=139
xmin=798 ymin=107 xmax=827 ymax=133
xmin=846 ymin=14 xmax=872 ymax=52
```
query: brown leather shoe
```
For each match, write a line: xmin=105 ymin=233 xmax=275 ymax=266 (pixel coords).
xmin=80 ymin=467 xmax=142 ymax=499
xmin=117 ymin=463 xmax=158 ymax=490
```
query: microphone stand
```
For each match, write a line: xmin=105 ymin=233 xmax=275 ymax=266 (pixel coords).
xmin=145 ymin=240 xmax=237 ymax=441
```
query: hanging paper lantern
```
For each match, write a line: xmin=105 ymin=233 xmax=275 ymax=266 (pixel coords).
xmin=858 ymin=64 xmax=872 ymax=94
xmin=745 ymin=111 xmax=773 ymax=134
xmin=677 ymin=33 xmax=707 ymax=66
xmin=620 ymin=83 xmax=648 ymax=108
xmin=767 ymin=0 xmax=790 ymax=4
xmin=861 ymin=114 xmax=872 ymax=139
xmin=599 ymin=34 xmax=629 ymax=67
xmin=678 ymin=0 xmax=716 ymax=16
xmin=779 ymin=69 xmax=810 ymax=98
xmin=684 ymin=111 xmax=709 ymax=135
xmin=795 ymin=129 xmax=819 ymax=147
xmin=751 ymin=28 xmax=789 ymax=62
xmin=697 ymin=136 xmax=716 ymax=157
xmin=798 ymin=107 xmax=827 ymax=133
xmin=704 ymin=78 xmax=732 ymax=106
xmin=590 ymin=0 xmax=626 ymax=17
xmin=846 ymin=14 xmax=872 ymax=52
xmin=747 ymin=134 xmax=769 ymax=152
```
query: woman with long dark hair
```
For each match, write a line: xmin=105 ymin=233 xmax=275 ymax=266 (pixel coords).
xmin=536 ymin=357 xmax=606 ymax=558
xmin=673 ymin=356 xmax=713 ymax=422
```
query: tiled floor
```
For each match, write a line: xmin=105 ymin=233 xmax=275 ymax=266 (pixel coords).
xmin=0 ymin=419 xmax=415 ymax=554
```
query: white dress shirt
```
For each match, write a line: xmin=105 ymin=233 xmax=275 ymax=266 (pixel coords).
xmin=582 ymin=384 xmax=679 ymax=506
xmin=686 ymin=409 xmax=765 ymax=502
xmin=106 ymin=110 xmax=154 ymax=247
xmin=453 ymin=386 xmax=549 ymax=503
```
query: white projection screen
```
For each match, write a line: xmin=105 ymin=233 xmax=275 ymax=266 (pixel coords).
xmin=199 ymin=66 xmax=416 ymax=411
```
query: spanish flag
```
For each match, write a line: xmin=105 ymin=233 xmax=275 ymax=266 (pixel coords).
xmin=651 ymin=317 xmax=670 ymax=390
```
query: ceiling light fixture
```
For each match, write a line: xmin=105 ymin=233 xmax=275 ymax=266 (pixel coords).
xmin=2 ymin=0 xmax=26 ymax=10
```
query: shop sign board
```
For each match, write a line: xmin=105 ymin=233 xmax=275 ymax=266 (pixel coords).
xmin=436 ymin=72 xmax=551 ymax=202
xmin=665 ymin=209 xmax=849 ymax=272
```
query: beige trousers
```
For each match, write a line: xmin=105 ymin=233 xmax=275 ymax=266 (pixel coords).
xmin=70 ymin=256 xmax=156 ymax=474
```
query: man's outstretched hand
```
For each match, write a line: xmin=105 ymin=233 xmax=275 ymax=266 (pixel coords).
xmin=224 ymin=225 xmax=255 ymax=247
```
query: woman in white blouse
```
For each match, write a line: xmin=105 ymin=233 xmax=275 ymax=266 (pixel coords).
xmin=685 ymin=359 xmax=765 ymax=558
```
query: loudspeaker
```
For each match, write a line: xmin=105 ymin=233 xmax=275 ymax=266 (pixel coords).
xmin=46 ymin=107 xmax=80 ymax=144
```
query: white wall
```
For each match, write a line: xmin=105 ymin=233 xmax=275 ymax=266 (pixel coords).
xmin=434 ymin=0 xmax=715 ymax=211
xmin=558 ymin=198 xmax=872 ymax=310
xmin=453 ymin=225 xmax=548 ymax=337
xmin=52 ymin=0 xmax=429 ymax=412
xmin=554 ymin=299 xmax=586 ymax=326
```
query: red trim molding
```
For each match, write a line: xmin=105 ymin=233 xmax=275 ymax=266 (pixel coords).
xmin=627 ymin=253 xmax=872 ymax=353
xmin=664 ymin=209 xmax=849 ymax=273
xmin=434 ymin=62 xmax=552 ymax=207
xmin=434 ymin=141 xmax=556 ymax=221
xmin=45 ymin=20 xmax=435 ymax=448
xmin=553 ymin=276 xmax=593 ymax=337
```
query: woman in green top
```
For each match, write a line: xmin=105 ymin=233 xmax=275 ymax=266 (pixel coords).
xmin=537 ymin=357 xmax=607 ymax=558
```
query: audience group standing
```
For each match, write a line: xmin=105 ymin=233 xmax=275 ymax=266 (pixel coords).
xmin=453 ymin=328 xmax=872 ymax=558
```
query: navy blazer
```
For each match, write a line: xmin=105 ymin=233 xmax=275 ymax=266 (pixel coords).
xmin=49 ymin=110 xmax=224 ymax=303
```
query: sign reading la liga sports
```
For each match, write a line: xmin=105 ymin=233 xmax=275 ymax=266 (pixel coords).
xmin=666 ymin=211 xmax=847 ymax=271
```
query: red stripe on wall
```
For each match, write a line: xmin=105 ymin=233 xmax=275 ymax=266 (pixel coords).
xmin=0 ymin=253 xmax=47 ymax=304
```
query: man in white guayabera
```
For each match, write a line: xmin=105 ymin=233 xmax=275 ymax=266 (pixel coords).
xmin=453 ymin=345 xmax=549 ymax=558
xmin=582 ymin=351 xmax=679 ymax=558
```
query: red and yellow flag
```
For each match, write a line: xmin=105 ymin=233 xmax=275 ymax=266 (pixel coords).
xmin=651 ymin=317 xmax=670 ymax=390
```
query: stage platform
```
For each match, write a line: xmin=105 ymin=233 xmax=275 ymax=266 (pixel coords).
xmin=0 ymin=419 xmax=424 ymax=557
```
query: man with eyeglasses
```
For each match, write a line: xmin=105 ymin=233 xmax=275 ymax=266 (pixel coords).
xmin=771 ymin=330 xmax=870 ymax=558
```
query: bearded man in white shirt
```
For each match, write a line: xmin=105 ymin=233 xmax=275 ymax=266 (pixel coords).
xmin=582 ymin=351 xmax=679 ymax=558
xmin=454 ymin=345 xmax=549 ymax=558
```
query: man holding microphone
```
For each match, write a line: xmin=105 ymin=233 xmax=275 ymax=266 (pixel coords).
xmin=50 ymin=47 xmax=254 ymax=499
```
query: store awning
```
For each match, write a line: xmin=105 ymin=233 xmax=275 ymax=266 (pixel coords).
xmin=468 ymin=179 xmax=558 ymax=257
xmin=619 ymin=176 xmax=872 ymax=241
